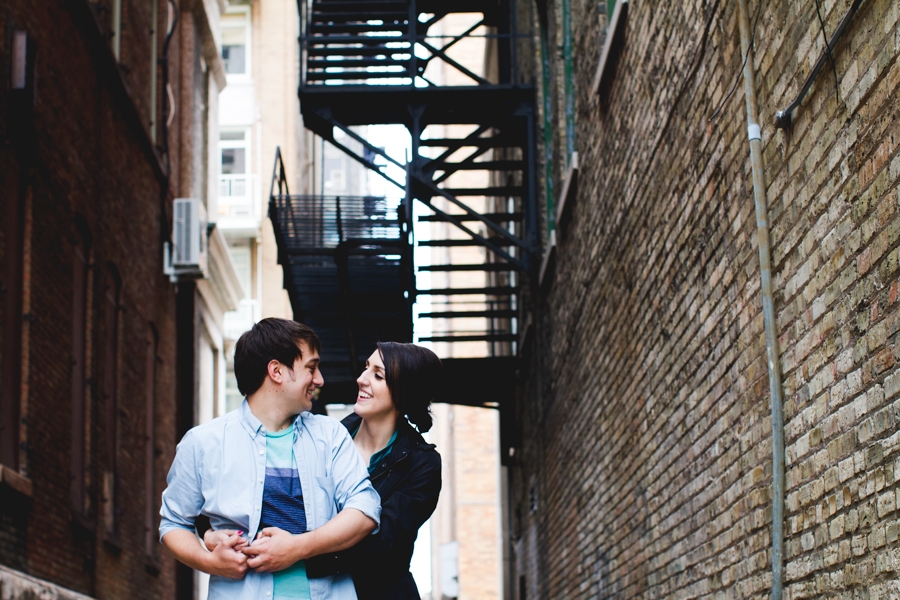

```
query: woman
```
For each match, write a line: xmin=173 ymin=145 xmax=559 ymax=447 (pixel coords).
xmin=206 ymin=341 xmax=442 ymax=600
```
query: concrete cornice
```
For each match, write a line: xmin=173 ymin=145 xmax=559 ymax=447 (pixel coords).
xmin=199 ymin=224 xmax=244 ymax=318
xmin=195 ymin=0 xmax=228 ymax=91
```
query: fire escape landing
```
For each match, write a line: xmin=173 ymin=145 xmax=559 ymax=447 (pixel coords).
xmin=270 ymin=0 xmax=538 ymax=409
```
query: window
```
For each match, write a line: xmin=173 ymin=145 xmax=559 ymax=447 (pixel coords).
xmin=229 ymin=243 xmax=252 ymax=297
xmin=0 ymin=154 xmax=24 ymax=470
xmin=101 ymin=264 xmax=122 ymax=536
xmin=144 ymin=324 xmax=159 ymax=559
xmin=220 ymin=131 xmax=247 ymax=175
xmin=70 ymin=220 xmax=92 ymax=514
xmin=219 ymin=130 xmax=253 ymax=216
xmin=221 ymin=11 xmax=250 ymax=77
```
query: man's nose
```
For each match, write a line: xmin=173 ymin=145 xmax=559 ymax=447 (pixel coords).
xmin=314 ymin=368 xmax=324 ymax=387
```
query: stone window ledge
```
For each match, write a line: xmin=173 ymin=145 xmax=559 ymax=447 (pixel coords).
xmin=0 ymin=564 xmax=95 ymax=600
xmin=555 ymin=152 xmax=579 ymax=237
xmin=0 ymin=464 xmax=32 ymax=497
xmin=592 ymin=0 xmax=629 ymax=94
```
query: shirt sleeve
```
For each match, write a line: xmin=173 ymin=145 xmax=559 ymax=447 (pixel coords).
xmin=307 ymin=449 xmax=441 ymax=579
xmin=159 ymin=429 xmax=204 ymax=541
xmin=329 ymin=424 xmax=382 ymax=531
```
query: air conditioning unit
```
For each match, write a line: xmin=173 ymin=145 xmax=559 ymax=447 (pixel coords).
xmin=164 ymin=198 xmax=208 ymax=280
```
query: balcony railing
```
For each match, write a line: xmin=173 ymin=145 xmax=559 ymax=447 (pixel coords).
xmin=218 ymin=174 xmax=259 ymax=219
xmin=224 ymin=298 xmax=261 ymax=341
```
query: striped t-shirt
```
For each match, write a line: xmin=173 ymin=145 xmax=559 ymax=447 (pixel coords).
xmin=261 ymin=428 xmax=310 ymax=600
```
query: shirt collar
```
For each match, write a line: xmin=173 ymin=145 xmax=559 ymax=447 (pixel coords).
xmin=239 ymin=399 xmax=306 ymax=438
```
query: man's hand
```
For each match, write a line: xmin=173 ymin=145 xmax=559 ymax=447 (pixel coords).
xmin=204 ymin=529 xmax=247 ymax=553
xmin=206 ymin=532 xmax=251 ymax=579
xmin=162 ymin=529 xmax=249 ymax=580
xmin=242 ymin=528 xmax=301 ymax=573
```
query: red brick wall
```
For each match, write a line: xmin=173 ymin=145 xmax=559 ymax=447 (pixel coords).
xmin=0 ymin=1 xmax=191 ymax=598
xmin=511 ymin=0 xmax=900 ymax=597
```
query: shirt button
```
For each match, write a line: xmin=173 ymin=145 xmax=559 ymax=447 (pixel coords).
xmin=255 ymin=505 xmax=260 ymax=510
xmin=259 ymin=450 xmax=264 ymax=455
xmin=266 ymin=593 xmax=272 ymax=597
xmin=259 ymin=478 xmax=263 ymax=483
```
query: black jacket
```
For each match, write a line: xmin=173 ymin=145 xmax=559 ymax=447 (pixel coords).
xmin=306 ymin=413 xmax=442 ymax=600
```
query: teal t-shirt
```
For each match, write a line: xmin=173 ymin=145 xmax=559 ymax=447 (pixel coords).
xmin=351 ymin=425 xmax=398 ymax=474
xmin=260 ymin=428 xmax=311 ymax=600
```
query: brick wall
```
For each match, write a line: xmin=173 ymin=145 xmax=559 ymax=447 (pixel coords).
xmin=510 ymin=0 xmax=900 ymax=597
xmin=0 ymin=0 xmax=196 ymax=598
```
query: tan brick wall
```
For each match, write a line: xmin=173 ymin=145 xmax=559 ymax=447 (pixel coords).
xmin=432 ymin=404 xmax=501 ymax=600
xmin=508 ymin=0 xmax=900 ymax=597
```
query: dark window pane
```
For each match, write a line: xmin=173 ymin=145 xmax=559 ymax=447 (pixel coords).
xmin=221 ymin=148 xmax=246 ymax=174
xmin=222 ymin=44 xmax=246 ymax=75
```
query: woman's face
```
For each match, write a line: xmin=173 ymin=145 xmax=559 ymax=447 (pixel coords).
xmin=355 ymin=349 xmax=398 ymax=422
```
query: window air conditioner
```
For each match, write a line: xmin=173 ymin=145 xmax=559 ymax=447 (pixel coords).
xmin=164 ymin=198 xmax=208 ymax=280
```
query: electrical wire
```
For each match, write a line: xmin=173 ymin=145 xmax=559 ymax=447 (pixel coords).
xmin=158 ymin=0 xmax=179 ymax=244
xmin=708 ymin=0 xmax=761 ymax=122
xmin=812 ymin=0 xmax=840 ymax=101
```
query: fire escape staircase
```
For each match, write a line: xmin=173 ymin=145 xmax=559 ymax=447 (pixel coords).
xmin=269 ymin=0 xmax=538 ymax=408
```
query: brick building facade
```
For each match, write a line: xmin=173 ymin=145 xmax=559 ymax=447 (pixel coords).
xmin=508 ymin=0 xmax=900 ymax=597
xmin=0 ymin=1 xmax=237 ymax=598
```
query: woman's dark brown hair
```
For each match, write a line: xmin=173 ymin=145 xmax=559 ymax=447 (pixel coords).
xmin=376 ymin=342 xmax=442 ymax=432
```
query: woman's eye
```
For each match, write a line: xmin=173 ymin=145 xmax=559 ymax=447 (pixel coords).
xmin=375 ymin=374 xmax=383 ymax=380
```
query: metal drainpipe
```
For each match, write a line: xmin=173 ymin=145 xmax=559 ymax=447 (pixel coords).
xmin=539 ymin=18 xmax=555 ymax=234
xmin=736 ymin=0 xmax=785 ymax=598
xmin=563 ymin=0 xmax=575 ymax=160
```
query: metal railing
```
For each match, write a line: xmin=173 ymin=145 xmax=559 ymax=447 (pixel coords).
xmin=297 ymin=0 xmax=526 ymax=88
xmin=218 ymin=174 xmax=259 ymax=219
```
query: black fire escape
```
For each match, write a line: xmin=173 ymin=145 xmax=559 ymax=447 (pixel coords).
xmin=269 ymin=0 xmax=537 ymax=408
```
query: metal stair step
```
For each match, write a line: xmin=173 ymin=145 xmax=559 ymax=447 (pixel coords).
xmin=312 ymin=12 xmax=408 ymax=22
xmin=442 ymin=186 xmax=525 ymax=196
xmin=311 ymin=23 xmax=408 ymax=34
xmin=418 ymin=212 xmax=522 ymax=223
xmin=419 ymin=310 xmax=517 ymax=319
xmin=418 ymin=238 xmax=512 ymax=247
xmin=418 ymin=333 xmax=517 ymax=343
xmin=435 ymin=160 xmax=524 ymax=172
xmin=416 ymin=287 xmax=518 ymax=296
xmin=306 ymin=70 xmax=410 ymax=81
xmin=420 ymin=137 xmax=516 ymax=149
xmin=306 ymin=35 xmax=413 ymax=43
xmin=308 ymin=58 xmax=410 ymax=69
xmin=307 ymin=46 xmax=412 ymax=57
xmin=313 ymin=1 xmax=406 ymax=10
xmin=419 ymin=263 xmax=514 ymax=272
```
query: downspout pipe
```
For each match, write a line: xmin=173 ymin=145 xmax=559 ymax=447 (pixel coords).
xmin=736 ymin=0 xmax=785 ymax=598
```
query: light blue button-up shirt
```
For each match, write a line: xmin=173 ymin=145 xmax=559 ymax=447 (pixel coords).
xmin=160 ymin=401 xmax=381 ymax=600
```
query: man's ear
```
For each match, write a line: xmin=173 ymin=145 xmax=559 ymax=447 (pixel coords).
xmin=267 ymin=360 xmax=284 ymax=384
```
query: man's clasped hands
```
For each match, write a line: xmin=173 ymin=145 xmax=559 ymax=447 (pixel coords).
xmin=204 ymin=527 xmax=308 ymax=579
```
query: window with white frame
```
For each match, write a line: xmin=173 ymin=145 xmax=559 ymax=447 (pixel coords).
xmin=221 ymin=10 xmax=251 ymax=77
xmin=219 ymin=130 xmax=253 ymax=216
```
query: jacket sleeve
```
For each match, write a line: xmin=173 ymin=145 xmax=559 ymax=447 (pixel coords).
xmin=306 ymin=449 xmax=442 ymax=578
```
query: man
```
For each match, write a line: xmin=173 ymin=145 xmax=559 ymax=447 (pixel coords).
xmin=160 ymin=318 xmax=380 ymax=599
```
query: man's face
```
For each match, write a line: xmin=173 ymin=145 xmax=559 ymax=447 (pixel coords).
xmin=284 ymin=341 xmax=324 ymax=413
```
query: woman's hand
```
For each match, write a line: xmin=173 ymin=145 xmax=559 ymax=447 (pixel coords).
xmin=242 ymin=527 xmax=302 ymax=572
xmin=204 ymin=529 xmax=247 ymax=553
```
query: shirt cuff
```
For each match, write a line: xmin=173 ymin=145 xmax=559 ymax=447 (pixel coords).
xmin=159 ymin=521 xmax=196 ymax=543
